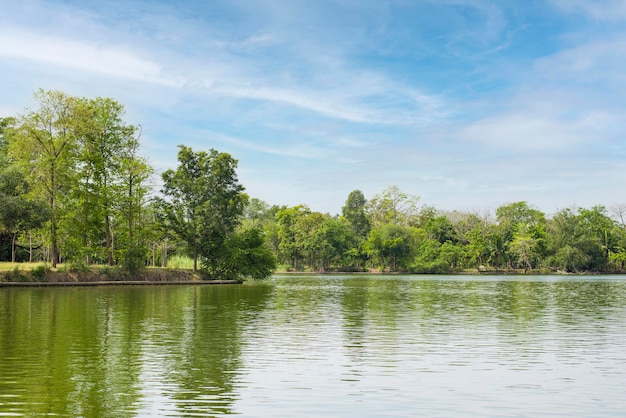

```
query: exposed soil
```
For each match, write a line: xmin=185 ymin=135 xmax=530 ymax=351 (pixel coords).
xmin=0 ymin=268 xmax=242 ymax=285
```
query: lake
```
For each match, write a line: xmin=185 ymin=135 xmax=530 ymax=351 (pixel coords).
xmin=1 ymin=275 xmax=625 ymax=417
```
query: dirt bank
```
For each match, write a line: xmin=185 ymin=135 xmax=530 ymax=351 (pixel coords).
xmin=0 ymin=268 xmax=243 ymax=286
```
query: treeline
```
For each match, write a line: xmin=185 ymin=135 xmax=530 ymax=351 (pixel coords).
xmin=247 ymin=188 xmax=626 ymax=274
xmin=2 ymin=90 xmax=626 ymax=276
xmin=0 ymin=90 xmax=274 ymax=279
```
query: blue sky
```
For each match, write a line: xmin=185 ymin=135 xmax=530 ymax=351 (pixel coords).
xmin=1 ymin=0 xmax=625 ymax=216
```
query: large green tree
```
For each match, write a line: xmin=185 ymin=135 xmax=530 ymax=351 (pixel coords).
xmin=8 ymin=90 xmax=79 ymax=267
xmin=342 ymin=190 xmax=370 ymax=238
xmin=276 ymin=205 xmax=310 ymax=270
xmin=367 ymin=185 xmax=419 ymax=227
xmin=161 ymin=145 xmax=257 ymax=277
xmin=496 ymin=202 xmax=546 ymax=270
xmin=115 ymin=134 xmax=154 ymax=273
xmin=0 ymin=166 xmax=48 ymax=261
xmin=77 ymin=97 xmax=140 ymax=265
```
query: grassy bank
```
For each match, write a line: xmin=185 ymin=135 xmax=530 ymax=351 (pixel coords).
xmin=0 ymin=262 xmax=214 ymax=283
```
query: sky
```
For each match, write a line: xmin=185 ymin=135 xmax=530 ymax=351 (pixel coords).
xmin=1 ymin=0 xmax=625 ymax=217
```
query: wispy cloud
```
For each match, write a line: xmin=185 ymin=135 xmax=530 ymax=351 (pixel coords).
xmin=457 ymin=109 xmax=616 ymax=151
xmin=2 ymin=0 xmax=626 ymax=214
xmin=201 ymin=129 xmax=329 ymax=160
xmin=534 ymin=36 xmax=626 ymax=85
xmin=0 ymin=28 xmax=181 ymax=87
xmin=549 ymin=0 xmax=626 ymax=21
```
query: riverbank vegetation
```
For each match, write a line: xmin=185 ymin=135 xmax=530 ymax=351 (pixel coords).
xmin=2 ymin=90 xmax=626 ymax=280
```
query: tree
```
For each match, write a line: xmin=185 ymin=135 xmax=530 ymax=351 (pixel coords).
xmin=0 ymin=117 xmax=15 ymax=168
xmin=276 ymin=205 xmax=310 ymax=270
xmin=74 ymin=97 xmax=140 ymax=266
xmin=160 ymin=145 xmax=247 ymax=275
xmin=367 ymin=185 xmax=419 ymax=227
xmin=0 ymin=166 xmax=48 ymax=261
xmin=544 ymin=206 xmax=618 ymax=272
xmin=8 ymin=90 xmax=79 ymax=267
xmin=342 ymin=190 xmax=370 ymax=238
xmin=365 ymin=223 xmax=415 ymax=271
xmin=509 ymin=224 xmax=543 ymax=272
xmin=307 ymin=217 xmax=356 ymax=271
xmin=496 ymin=201 xmax=546 ymax=269
xmin=214 ymin=228 xmax=277 ymax=279
xmin=115 ymin=134 xmax=153 ymax=273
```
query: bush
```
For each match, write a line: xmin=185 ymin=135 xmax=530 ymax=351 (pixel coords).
xmin=62 ymin=260 xmax=90 ymax=273
xmin=121 ymin=245 xmax=146 ymax=276
xmin=30 ymin=264 xmax=51 ymax=281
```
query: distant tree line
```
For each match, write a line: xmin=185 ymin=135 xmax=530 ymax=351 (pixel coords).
xmin=255 ymin=187 xmax=626 ymax=274
xmin=2 ymin=90 xmax=626 ymax=276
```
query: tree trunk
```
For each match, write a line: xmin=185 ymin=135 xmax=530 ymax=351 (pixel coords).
xmin=11 ymin=232 xmax=17 ymax=263
xmin=51 ymin=219 xmax=58 ymax=268
xmin=105 ymin=214 xmax=114 ymax=266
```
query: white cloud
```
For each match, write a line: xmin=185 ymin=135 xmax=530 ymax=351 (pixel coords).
xmin=534 ymin=37 xmax=626 ymax=85
xmin=200 ymin=129 xmax=333 ymax=161
xmin=0 ymin=28 xmax=182 ymax=87
xmin=457 ymin=110 xmax=615 ymax=151
xmin=550 ymin=0 xmax=626 ymax=21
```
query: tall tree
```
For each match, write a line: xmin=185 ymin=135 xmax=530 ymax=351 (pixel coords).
xmin=367 ymin=185 xmax=419 ymax=227
xmin=342 ymin=190 xmax=370 ymax=238
xmin=73 ymin=97 xmax=140 ymax=265
xmin=276 ymin=205 xmax=310 ymax=270
xmin=496 ymin=201 xmax=546 ymax=269
xmin=115 ymin=133 xmax=153 ymax=273
xmin=0 ymin=117 xmax=15 ymax=168
xmin=161 ymin=145 xmax=247 ymax=274
xmin=8 ymin=90 xmax=79 ymax=267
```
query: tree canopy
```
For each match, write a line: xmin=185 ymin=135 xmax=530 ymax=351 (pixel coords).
xmin=160 ymin=145 xmax=275 ymax=279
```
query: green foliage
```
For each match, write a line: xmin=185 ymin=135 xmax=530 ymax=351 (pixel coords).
xmin=543 ymin=206 xmax=619 ymax=272
xmin=4 ymin=90 xmax=626 ymax=276
xmin=8 ymin=90 xmax=81 ymax=267
xmin=61 ymin=260 xmax=91 ymax=273
xmin=119 ymin=245 xmax=146 ymax=276
xmin=160 ymin=145 xmax=249 ymax=276
xmin=367 ymin=185 xmax=420 ymax=227
xmin=30 ymin=264 xmax=51 ymax=281
xmin=0 ymin=165 xmax=49 ymax=262
xmin=167 ymin=255 xmax=195 ymax=269
xmin=342 ymin=190 xmax=370 ymax=238
xmin=365 ymin=223 xmax=415 ymax=271
xmin=209 ymin=228 xmax=277 ymax=280
xmin=276 ymin=205 xmax=310 ymax=270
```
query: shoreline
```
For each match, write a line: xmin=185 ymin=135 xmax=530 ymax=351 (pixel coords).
xmin=0 ymin=267 xmax=244 ymax=286
xmin=0 ymin=279 xmax=242 ymax=287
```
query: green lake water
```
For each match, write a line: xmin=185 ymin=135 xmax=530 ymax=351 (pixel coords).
xmin=1 ymin=275 xmax=625 ymax=417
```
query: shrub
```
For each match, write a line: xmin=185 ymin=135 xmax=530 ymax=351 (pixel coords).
xmin=30 ymin=265 xmax=51 ymax=281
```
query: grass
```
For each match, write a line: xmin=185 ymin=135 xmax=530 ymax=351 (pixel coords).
xmin=166 ymin=255 xmax=195 ymax=270
xmin=0 ymin=262 xmax=50 ymax=271
xmin=0 ymin=258 xmax=198 ymax=273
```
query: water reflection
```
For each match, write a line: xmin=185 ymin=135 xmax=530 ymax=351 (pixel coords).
xmin=1 ymin=276 xmax=625 ymax=417
xmin=0 ymin=285 xmax=273 ymax=417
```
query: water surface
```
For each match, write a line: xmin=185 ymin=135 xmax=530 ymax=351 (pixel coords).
xmin=1 ymin=275 xmax=625 ymax=417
